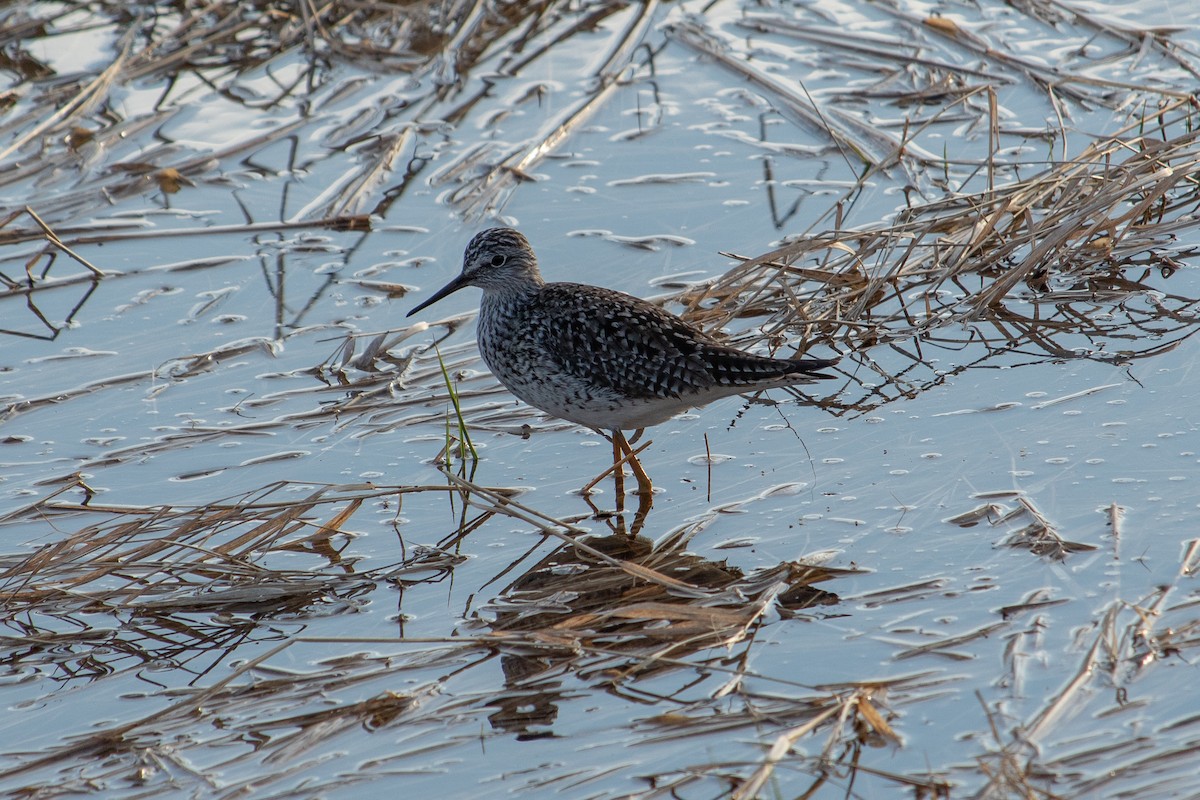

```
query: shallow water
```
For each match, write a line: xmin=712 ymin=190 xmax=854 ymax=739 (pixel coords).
xmin=2 ymin=1 xmax=1200 ymax=797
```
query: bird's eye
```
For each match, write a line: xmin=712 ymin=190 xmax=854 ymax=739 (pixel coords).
xmin=490 ymin=254 xmax=507 ymax=267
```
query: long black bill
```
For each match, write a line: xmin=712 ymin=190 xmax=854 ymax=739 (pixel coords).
xmin=406 ymin=272 xmax=472 ymax=317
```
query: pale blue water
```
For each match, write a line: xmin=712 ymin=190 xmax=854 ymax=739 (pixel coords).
xmin=1 ymin=0 xmax=1199 ymax=797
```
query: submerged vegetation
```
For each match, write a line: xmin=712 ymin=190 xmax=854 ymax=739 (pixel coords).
xmin=1 ymin=1 xmax=1199 ymax=797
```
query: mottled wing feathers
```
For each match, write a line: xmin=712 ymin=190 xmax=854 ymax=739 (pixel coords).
xmin=532 ymin=283 xmax=833 ymax=400
xmin=531 ymin=283 xmax=712 ymax=399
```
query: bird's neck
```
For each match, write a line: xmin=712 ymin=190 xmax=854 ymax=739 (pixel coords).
xmin=479 ymin=270 xmax=544 ymax=306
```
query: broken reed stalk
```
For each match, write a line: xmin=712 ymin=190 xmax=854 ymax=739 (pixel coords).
xmin=14 ymin=206 xmax=105 ymax=280
xmin=0 ymin=214 xmax=372 ymax=249
xmin=579 ymin=437 xmax=653 ymax=495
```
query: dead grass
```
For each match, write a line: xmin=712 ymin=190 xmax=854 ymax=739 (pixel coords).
xmin=0 ymin=466 xmax=1128 ymax=796
xmin=971 ymin=536 xmax=1200 ymax=800
xmin=2 ymin=1 xmax=1200 ymax=798
xmin=0 ymin=479 xmax=392 ymax=617
xmin=0 ymin=470 xmax=877 ymax=795
xmin=645 ymin=99 xmax=1200 ymax=419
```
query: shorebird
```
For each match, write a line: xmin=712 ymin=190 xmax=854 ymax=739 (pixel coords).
xmin=407 ymin=228 xmax=837 ymax=495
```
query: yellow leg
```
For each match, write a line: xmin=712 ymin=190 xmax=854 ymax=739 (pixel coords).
xmin=581 ymin=430 xmax=653 ymax=500
xmin=612 ymin=433 xmax=626 ymax=510
xmin=580 ymin=432 xmax=627 ymax=499
xmin=613 ymin=429 xmax=653 ymax=496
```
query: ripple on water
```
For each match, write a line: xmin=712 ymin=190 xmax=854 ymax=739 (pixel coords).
xmin=687 ymin=453 xmax=734 ymax=465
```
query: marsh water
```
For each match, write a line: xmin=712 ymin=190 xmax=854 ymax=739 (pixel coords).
xmin=2 ymin=1 xmax=1200 ymax=797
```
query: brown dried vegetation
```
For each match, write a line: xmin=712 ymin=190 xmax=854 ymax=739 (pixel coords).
xmin=1 ymin=1 xmax=1199 ymax=798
